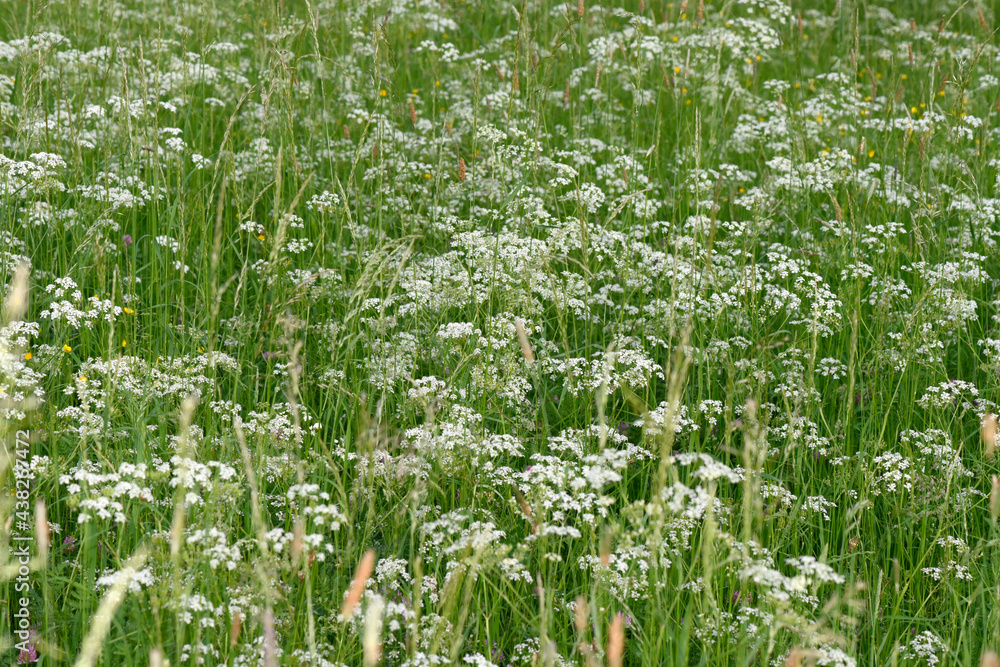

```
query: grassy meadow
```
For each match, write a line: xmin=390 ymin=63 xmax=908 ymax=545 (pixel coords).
xmin=3 ymin=0 xmax=1000 ymax=665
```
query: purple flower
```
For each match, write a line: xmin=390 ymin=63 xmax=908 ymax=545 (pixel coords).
xmin=262 ymin=351 xmax=275 ymax=361
xmin=62 ymin=536 xmax=77 ymax=553
xmin=122 ymin=234 xmax=133 ymax=247
xmin=17 ymin=642 xmax=39 ymax=663
xmin=491 ymin=642 xmax=507 ymax=664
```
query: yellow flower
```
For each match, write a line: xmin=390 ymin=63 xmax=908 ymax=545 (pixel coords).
xmin=124 ymin=307 xmax=135 ymax=314
xmin=79 ymin=376 xmax=87 ymax=384
xmin=62 ymin=344 xmax=72 ymax=353
xmin=121 ymin=340 xmax=128 ymax=348
xmin=379 ymin=89 xmax=387 ymax=97
xmin=23 ymin=352 xmax=31 ymax=361
xmin=258 ymin=234 xmax=265 ymax=241
xmin=868 ymin=150 xmax=875 ymax=158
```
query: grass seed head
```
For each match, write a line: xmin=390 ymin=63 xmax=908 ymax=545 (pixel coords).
xmin=599 ymin=531 xmax=612 ymax=567
xmin=515 ymin=320 xmax=535 ymax=363
xmin=341 ymin=550 xmax=377 ymax=618
xmin=983 ymin=414 xmax=997 ymax=460
xmin=230 ymin=611 xmax=242 ymax=647
xmin=991 ymin=476 xmax=1000 ymax=522
xmin=574 ymin=596 xmax=588 ymax=633
xmin=363 ymin=595 xmax=384 ymax=666
xmin=607 ymin=614 xmax=624 ymax=667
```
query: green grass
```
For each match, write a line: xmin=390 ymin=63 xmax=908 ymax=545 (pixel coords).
xmin=2 ymin=0 xmax=1000 ymax=665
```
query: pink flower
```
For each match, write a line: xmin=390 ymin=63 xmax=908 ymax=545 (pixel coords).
xmin=17 ymin=642 xmax=39 ymax=663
